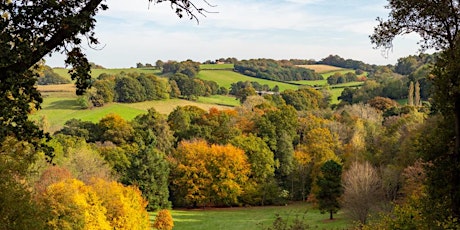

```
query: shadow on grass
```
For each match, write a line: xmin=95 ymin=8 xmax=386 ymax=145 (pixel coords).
xmin=44 ymin=99 xmax=81 ymax=110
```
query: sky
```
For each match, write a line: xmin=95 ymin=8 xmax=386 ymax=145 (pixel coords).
xmin=45 ymin=0 xmax=427 ymax=68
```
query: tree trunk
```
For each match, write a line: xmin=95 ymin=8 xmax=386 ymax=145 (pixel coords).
xmin=453 ymin=98 xmax=460 ymax=218
xmin=329 ymin=210 xmax=333 ymax=220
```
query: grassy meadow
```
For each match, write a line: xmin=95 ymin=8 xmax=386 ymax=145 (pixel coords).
xmin=297 ymin=64 xmax=343 ymax=73
xmin=151 ymin=202 xmax=352 ymax=230
xmin=200 ymin=63 xmax=234 ymax=70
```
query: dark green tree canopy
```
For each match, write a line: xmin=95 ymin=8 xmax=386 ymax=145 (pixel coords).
xmin=316 ymin=160 xmax=343 ymax=220
xmin=370 ymin=0 xmax=460 ymax=52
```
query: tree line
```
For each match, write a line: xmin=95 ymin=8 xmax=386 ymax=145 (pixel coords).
xmin=234 ymin=59 xmax=323 ymax=81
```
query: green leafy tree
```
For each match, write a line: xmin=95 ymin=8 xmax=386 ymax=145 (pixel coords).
xmin=114 ymin=76 xmax=146 ymax=103
xmin=230 ymin=134 xmax=278 ymax=205
xmin=92 ymin=80 xmax=115 ymax=103
xmin=133 ymin=108 xmax=175 ymax=153
xmin=0 ymin=137 xmax=47 ymax=230
xmin=167 ymin=105 xmax=207 ymax=142
xmin=316 ymin=160 xmax=343 ymax=220
xmin=371 ymin=0 xmax=460 ymax=220
xmin=125 ymin=146 xmax=171 ymax=211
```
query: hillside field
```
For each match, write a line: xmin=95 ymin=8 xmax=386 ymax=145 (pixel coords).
xmin=297 ymin=64 xmax=343 ymax=73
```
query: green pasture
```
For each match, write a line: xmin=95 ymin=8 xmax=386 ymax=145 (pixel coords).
xmin=291 ymin=80 xmax=327 ymax=86
xmin=197 ymin=95 xmax=240 ymax=107
xmin=31 ymin=96 xmax=146 ymax=133
xmin=330 ymin=88 xmax=344 ymax=105
xmin=320 ymin=69 xmax=357 ymax=78
xmin=200 ymin=64 xmax=234 ymax=70
xmin=151 ymin=202 xmax=351 ymax=230
xmin=197 ymin=70 xmax=299 ymax=91
xmin=331 ymin=81 xmax=364 ymax=88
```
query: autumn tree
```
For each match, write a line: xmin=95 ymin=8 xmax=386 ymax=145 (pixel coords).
xmin=90 ymin=179 xmax=151 ymax=230
xmin=408 ymin=81 xmax=414 ymax=106
xmin=170 ymin=140 xmax=250 ymax=207
xmin=316 ymin=160 xmax=343 ymax=220
xmin=34 ymin=166 xmax=73 ymax=195
xmin=40 ymin=179 xmax=111 ymax=230
xmin=98 ymin=113 xmax=134 ymax=145
xmin=153 ymin=209 xmax=174 ymax=230
xmin=342 ymin=161 xmax=382 ymax=224
xmin=371 ymin=0 xmax=460 ymax=219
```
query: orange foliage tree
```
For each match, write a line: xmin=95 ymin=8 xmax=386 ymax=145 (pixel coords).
xmin=170 ymin=140 xmax=250 ymax=207
xmin=153 ymin=209 xmax=174 ymax=230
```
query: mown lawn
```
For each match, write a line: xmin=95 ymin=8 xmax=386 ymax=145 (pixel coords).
xmin=151 ymin=202 xmax=352 ymax=230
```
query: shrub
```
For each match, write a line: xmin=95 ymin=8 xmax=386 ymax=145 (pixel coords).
xmin=153 ymin=209 xmax=174 ymax=230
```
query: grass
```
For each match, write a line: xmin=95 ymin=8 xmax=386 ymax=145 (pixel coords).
xmin=331 ymin=82 xmax=364 ymax=88
xmin=297 ymin=64 xmax=343 ymax=74
xmin=320 ymin=70 xmax=358 ymax=79
xmin=197 ymin=95 xmax=241 ymax=107
xmin=197 ymin=70 xmax=299 ymax=91
xmin=151 ymin=202 xmax=352 ymax=230
xmin=292 ymin=80 xmax=328 ymax=86
xmin=200 ymin=64 xmax=234 ymax=70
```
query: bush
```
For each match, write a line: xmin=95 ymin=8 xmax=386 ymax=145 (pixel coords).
xmin=153 ymin=209 xmax=174 ymax=230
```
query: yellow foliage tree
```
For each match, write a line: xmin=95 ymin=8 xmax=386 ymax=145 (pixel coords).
xmin=40 ymin=179 xmax=111 ymax=230
xmin=90 ymin=178 xmax=150 ymax=230
xmin=153 ymin=209 xmax=174 ymax=230
xmin=171 ymin=140 xmax=250 ymax=207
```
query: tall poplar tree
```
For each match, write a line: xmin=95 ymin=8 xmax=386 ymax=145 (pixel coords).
xmin=408 ymin=81 xmax=414 ymax=106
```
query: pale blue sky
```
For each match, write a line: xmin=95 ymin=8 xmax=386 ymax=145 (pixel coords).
xmin=46 ymin=0 xmax=426 ymax=68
